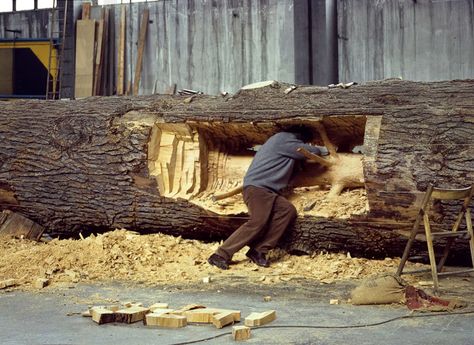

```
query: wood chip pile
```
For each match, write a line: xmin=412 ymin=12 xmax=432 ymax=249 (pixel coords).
xmin=0 ymin=229 xmax=426 ymax=291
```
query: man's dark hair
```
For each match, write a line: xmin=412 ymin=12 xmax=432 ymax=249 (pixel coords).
xmin=282 ymin=124 xmax=314 ymax=143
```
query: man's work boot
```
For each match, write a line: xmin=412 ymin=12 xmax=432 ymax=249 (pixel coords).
xmin=207 ymin=253 xmax=229 ymax=270
xmin=246 ymin=248 xmax=270 ymax=268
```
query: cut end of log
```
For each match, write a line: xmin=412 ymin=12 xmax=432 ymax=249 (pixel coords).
xmin=147 ymin=118 xmax=371 ymax=218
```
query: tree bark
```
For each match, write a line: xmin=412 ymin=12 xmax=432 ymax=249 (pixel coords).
xmin=0 ymin=79 xmax=473 ymax=262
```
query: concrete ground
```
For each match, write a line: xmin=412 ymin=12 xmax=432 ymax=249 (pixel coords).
xmin=1 ymin=276 xmax=473 ymax=345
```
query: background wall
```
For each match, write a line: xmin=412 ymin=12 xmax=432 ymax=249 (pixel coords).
xmin=338 ymin=0 xmax=474 ymax=83
xmin=91 ymin=0 xmax=312 ymax=95
xmin=0 ymin=9 xmax=52 ymax=39
xmin=1 ymin=0 xmax=473 ymax=97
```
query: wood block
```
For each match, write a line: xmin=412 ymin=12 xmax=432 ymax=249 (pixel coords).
xmin=0 ymin=210 xmax=44 ymax=240
xmin=212 ymin=311 xmax=235 ymax=329
xmin=108 ymin=305 xmax=120 ymax=312
xmin=149 ymin=302 xmax=169 ymax=311
xmin=182 ymin=308 xmax=240 ymax=323
xmin=244 ymin=310 xmax=276 ymax=327
xmin=145 ymin=308 xmax=172 ymax=320
xmin=182 ymin=309 xmax=216 ymax=323
xmin=216 ymin=309 xmax=241 ymax=322
xmin=0 ymin=279 xmax=16 ymax=289
xmin=172 ymin=304 xmax=206 ymax=315
xmin=146 ymin=313 xmax=187 ymax=328
xmin=33 ymin=278 xmax=49 ymax=289
xmin=232 ymin=325 xmax=251 ymax=341
xmin=91 ymin=307 xmax=115 ymax=325
xmin=115 ymin=306 xmax=149 ymax=324
xmin=82 ymin=310 xmax=91 ymax=317
xmin=144 ymin=309 xmax=173 ymax=325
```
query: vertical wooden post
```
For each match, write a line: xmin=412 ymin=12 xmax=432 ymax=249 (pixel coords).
xmin=93 ymin=8 xmax=105 ymax=96
xmin=98 ymin=8 xmax=109 ymax=95
xmin=133 ymin=8 xmax=149 ymax=96
xmin=117 ymin=5 xmax=126 ymax=95
xmin=107 ymin=6 xmax=115 ymax=95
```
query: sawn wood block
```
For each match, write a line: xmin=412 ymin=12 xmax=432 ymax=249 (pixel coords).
xmin=232 ymin=325 xmax=251 ymax=341
xmin=91 ymin=307 xmax=115 ymax=325
xmin=146 ymin=313 xmax=187 ymax=328
xmin=211 ymin=311 xmax=235 ymax=329
xmin=115 ymin=306 xmax=150 ymax=323
xmin=244 ymin=310 xmax=276 ymax=327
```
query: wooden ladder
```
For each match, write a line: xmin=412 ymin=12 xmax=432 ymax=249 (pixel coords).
xmin=45 ymin=0 xmax=68 ymax=100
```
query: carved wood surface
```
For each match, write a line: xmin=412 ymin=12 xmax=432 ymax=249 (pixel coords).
xmin=0 ymin=79 xmax=473 ymax=261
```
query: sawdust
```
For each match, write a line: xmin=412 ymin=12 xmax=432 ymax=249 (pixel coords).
xmin=198 ymin=187 xmax=368 ymax=218
xmin=290 ymin=187 xmax=368 ymax=218
xmin=0 ymin=229 xmax=426 ymax=292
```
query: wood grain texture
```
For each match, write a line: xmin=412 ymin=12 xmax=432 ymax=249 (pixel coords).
xmin=133 ymin=9 xmax=149 ymax=96
xmin=117 ymin=5 xmax=126 ymax=95
xmin=74 ymin=20 xmax=96 ymax=98
xmin=0 ymin=79 xmax=473 ymax=261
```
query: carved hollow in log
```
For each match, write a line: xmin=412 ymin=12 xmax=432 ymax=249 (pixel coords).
xmin=147 ymin=118 xmax=368 ymax=218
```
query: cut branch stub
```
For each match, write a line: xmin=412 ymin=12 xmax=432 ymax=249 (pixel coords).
xmin=315 ymin=122 xmax=339 ymax=157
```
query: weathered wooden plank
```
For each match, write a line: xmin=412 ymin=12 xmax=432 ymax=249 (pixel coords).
xmin=93 ymin=12 xmax=105 ymax=96
xmin=133 ymin=8 xmax=149 ymax=96
xmin=0 ymin=210 xmax=44 ymax=240
xmin=74 ymin=19 xmax=96 ymax=98
xmin=117 ymin=5 xmax=126 ymax=95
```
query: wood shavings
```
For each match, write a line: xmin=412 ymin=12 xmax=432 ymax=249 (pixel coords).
xmin=0 ymin=229 xmax=428 ymax=291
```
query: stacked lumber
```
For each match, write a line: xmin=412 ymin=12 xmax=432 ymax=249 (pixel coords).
xmin=74 ymin=3 xmax=149 ymax=98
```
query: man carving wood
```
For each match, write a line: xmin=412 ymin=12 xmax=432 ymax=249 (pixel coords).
xmin=208 ymin=125 xmax=328 ymax=270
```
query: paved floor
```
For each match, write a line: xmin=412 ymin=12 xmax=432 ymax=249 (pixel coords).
xmin=1 ymin=278 xmax=473 ymax=345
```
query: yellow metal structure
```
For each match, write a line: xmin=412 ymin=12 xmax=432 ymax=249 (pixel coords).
xmin=0 ymin=41 xmax=58 ymax=81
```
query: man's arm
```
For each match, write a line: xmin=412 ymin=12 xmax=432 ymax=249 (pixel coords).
xmin=279 ymin=136 xmax=329 ymax=160
xmin=300 ymin=143 xmax=329 ymax=156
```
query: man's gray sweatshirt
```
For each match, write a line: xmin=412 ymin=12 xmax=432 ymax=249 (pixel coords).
xmin=243 ymin=132 xmax=328 ymax=193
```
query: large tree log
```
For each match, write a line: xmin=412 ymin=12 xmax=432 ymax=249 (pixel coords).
xmin=0 ymin=79 xmax=473 ymax=263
